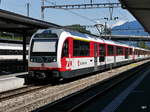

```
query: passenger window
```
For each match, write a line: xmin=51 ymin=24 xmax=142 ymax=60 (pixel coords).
xmin=116 ymin=47 xmax=123 ymax=55
xmin=73 ymin=40 xmax=89 ymax=56
xmin=107 ymin=45 xmax=114 ymax=56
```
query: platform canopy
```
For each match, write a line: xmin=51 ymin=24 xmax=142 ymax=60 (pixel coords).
xmin=0 ymin=9 xmax=62 ymax=70
xmin=120 ymin=0 xmax=150 ymax=34
xmin=0 ymin=9 xmax=61 ymax=35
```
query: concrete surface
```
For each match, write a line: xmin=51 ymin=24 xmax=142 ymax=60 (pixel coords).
xmin=0 ymin=72 xmax=27 ymax=92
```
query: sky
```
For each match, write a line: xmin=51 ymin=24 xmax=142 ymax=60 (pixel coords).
xmin=0 ymin=0 xmax=136 ymax=33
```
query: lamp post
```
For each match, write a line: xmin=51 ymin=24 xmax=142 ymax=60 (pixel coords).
xmin=41 ymin=0 xmax=45 ymax=20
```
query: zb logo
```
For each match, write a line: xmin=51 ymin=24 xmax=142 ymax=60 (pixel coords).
xmin=66 ymin=59 xmax=72 ymax=69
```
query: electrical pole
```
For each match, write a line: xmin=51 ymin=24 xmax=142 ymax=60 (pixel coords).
xmin=90 ymin=0 xmax=93 ymax=4
xmin=27 ymin=2 xmax=30 ymax=17
xmin=104 ymin=22 xmax=107 ymax=35
xmin=109 ymin=7 xmax=113 ymax=20
xmin=41 ymin=0 xmax=45 ymax=20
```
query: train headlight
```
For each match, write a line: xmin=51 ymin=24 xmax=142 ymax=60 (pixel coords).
xmin=48 ymin=57 xmax=56 ymax=62
xmin=31 ymin=57 xmax=36 ymax=62
xmin=30 ymin=57 xmax=38 ymax=62
xmin=30 ymin=57 xmax=34 ymax=62
xmin=30 ymin=58 xmax=33 ymax=62
xmin=53 ymin=58 xmax=56 ymax=62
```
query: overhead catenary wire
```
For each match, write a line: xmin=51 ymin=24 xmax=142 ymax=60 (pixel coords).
xmin=64 ymin=9 xmax=96 ymax=24
xmin=44 ymin=0 xmax=56 ymax=5
xmin=41 ymin=0 xmax=130 ymax=34
xmin=42 ymin=0 xmax=96 ymax=23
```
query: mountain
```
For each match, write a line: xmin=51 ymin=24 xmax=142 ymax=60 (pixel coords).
xmin=111 ymin=20 xmax=150 ymax=47
xmin=112 ymin=20 xmax=149 ymax=36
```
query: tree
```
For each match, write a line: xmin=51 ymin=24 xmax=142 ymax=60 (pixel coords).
xmin=137 ymin=41 xmax=149 ymax=49
xmin=65 ymin=24 xmax=91 ymax=34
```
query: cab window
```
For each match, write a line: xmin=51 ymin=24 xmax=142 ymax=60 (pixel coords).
xmin=61 ymin=39 xmax=69 ymax=58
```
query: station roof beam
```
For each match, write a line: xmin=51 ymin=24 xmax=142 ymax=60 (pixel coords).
xmin=0 ymin=9 xmax=61 ymax=35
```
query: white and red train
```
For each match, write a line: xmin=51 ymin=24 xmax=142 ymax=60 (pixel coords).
xmin=28 ymin=28 xmax=150 ymax=80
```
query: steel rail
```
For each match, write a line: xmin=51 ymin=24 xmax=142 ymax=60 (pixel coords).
xmin=36 ymin=61 xmax=150 ymax=112
xmin=67 ymin=62 xmax=150 ymax=112
xmin=0 ymin=84 xmax=52 ymax=102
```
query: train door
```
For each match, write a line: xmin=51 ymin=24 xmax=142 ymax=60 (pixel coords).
xmin=114 ymin=46 xmax=116 ymax=66
xmin=99 ymin=44 xmax=106 ymax=68
xmin=94 ymin=43 xmax=98 ymax=71
xmin=125 ymin=48 xmax=128 ymax=59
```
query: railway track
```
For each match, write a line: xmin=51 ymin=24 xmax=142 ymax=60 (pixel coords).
xmin=0 ymin=60 xmax=149 ymax=112
xmin=35 ymin=61 xmax=150 ymax=112
xmin=0 ymin=84 xmax=52 ymax=102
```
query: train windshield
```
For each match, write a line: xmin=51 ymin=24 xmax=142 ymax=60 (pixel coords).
xmin=32 ymin=40 xmax=57 ymax=52
xmin=31 ymin=39 xmax=58 ymax=56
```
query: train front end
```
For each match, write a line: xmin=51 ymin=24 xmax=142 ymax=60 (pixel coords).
xmin=28 ymin=29 xmax=61 ymax=80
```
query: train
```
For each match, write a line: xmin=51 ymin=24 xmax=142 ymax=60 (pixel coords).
xmin=28 ymin=28 xmax=150 ymax=80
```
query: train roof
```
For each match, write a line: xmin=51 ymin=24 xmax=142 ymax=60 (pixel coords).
xmin=134 ymin=46 xmax=149 ymax=51
xmin=35 ymin=28 xmax=150 ymax=51
xmin=62 ymin=29 xmax=130 ymax=47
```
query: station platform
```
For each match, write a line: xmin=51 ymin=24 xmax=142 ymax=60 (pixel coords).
xmin=0 ymin=72 xmax=27 ymax=92
xmin=76 ymin=61 xmax=150 ymax=112
xmin=101 ymin=66 xmax=150 ymax=112
xmin=0 ymin=72 xmax=27 ymax=79
xmin=114 ymin=68 xmax=150 ymax=112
